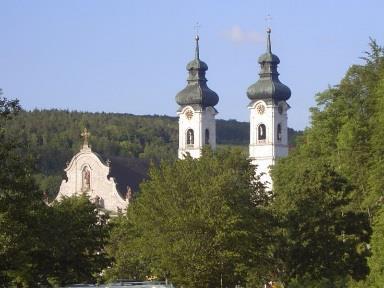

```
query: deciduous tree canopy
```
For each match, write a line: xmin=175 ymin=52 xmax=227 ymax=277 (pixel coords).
xmin=0 ymin=93 xmax=110 ymax=287
xmin=270 ymin=40 xmax=384 ymax=287
xmin=107 ymin=148 xmax=275 ymax=288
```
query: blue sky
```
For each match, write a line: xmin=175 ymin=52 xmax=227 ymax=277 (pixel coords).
xmin=0 ymin=0 xmax=383 ymax=130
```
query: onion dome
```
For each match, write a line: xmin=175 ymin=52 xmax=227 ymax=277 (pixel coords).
xmin=176 ymin=35 xmax=219 ymax=108
xmin=247 ymin=28 xmax=291 ymax=103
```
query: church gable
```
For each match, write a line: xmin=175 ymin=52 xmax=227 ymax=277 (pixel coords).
xmin=56 ymin=129 xmax=128 ymax=213
xmin=63 ymin=147 xmax=111 ymax=194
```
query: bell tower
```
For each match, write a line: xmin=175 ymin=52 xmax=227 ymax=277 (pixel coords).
xmin=247 ymin=29 xmax=291 ymax=188
xmin=175 ymin=34 xmax=219 ymax=159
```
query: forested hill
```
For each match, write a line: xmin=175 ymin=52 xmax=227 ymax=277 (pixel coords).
xmin=4 ymin=109 xmax=302 ymax=196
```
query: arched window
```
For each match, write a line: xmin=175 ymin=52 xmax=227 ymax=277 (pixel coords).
xmin=277 ymin=123 xmax=282 ymax=141
xmin=258 ymin=124 xmax=266 ymax=140
xmin=205 ymin=129 xmax=210 ymax=145
xmin=186 ymin=129 xmax=194 ymax=145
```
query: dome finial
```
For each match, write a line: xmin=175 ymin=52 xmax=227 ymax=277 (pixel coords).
xmin=266 ymin=27 xmax=272 ymax=53
xmin=194 ymin=22 xmax=201 ymax=60
xmin=247 ymin=26 xmax=291 ymax=103
xmin=176 ymin=23 xmax=219 ymax=109
xmin=195 ymin=34 xmax=200 ymax=60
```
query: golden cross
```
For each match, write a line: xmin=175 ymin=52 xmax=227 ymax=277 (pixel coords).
xmin=81 ymin=128 xmax=90 ymax=147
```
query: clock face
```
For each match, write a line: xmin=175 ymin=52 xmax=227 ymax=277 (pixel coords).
xmin=278 ymin=105 xmax=283 ymax=115
xmin=256 ymin=104 xmax=265 ymax=115
xmin=185 ymin=109 xmax=193 ymax=120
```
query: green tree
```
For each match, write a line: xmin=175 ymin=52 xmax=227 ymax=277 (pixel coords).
xmin=366 ymin=58 xmax=384 ymax=209
xmin=1 ymin=95 xmax=111 ymax=286
xmin=302 ymin=40 xmax=384 ymax=210
xmin=36 ymin=195 xmax=110 ymax=286
xmin=106 ymin=148 xmax=275 ymax=288
xmin=0 ymin=94 xmax=45 ymax=286
xmin=267 ymin=40 xmax=384 ymax=286
xmin=365 ymin=204 xmax=384 ymax=287
xmin=271 ymin=156 xmax=371 ymax=286
xmin=104 ymin=216 xmax=152 ymax=282
xmin=363 ymin=65 xmax=384 ymax=288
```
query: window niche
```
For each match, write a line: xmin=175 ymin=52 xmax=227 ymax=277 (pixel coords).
xmin=205 ymin=129 xmax=210 ymax=145
xmin=258 ymin=124 xmax=266 ymax=141
xmin=277 ymin=123 xmax=282 ymax=141
xmin=186 ymin=129 xmax=194 ymax=146
xmin=81 ymin=166 xmax=91 ymax=192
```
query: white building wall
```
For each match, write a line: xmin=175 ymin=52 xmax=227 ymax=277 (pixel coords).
xmin=178 ymin=106 xmax=217 ymax=159
xmin=56 ymin=146 xmax=128 ymax=213
xmin=249 ymin=100 xmax=289 ymax=189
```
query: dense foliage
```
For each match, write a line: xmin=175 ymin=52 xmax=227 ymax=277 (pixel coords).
xmin=366 ymin=205 xmax=384 ymax=287
xmin=272 ymin=157 xmax=371 ymax=287
xmin=38 ymin=195 xmax=110 ymax=286
xmin=270 ymin=40 xmax=384 ymax=287
xmin=0 ymin=94 xmax=109 ymax=287
xmin=0 ymin=95 xmax=43 ymax=286
xmin=106 ymin=148 xmax=275 ymax=287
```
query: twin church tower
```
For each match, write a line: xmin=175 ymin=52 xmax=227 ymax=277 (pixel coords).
xmin=175 ymin=29 xmax=291 ymax=187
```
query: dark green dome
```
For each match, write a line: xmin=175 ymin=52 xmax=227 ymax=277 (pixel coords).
xmin=176 ymin=83 xmax=219 ymax=107
xmin=176 ymin=35 xmax=219 ymax=108
xmin=247 ymin=29 xmax=291 ymax=102
xmin=186 ymin=58 xmax=208 ymax=71
xmin=258 ymin=52 xmax=280 ymax=64
xmin=247 ymin=79 xmax=291 ymax=102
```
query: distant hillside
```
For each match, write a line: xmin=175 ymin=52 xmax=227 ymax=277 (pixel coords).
xmin=4 ymin=109 xmax=302 ymax=197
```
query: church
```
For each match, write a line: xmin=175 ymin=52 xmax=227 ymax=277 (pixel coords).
xmin=55 ymin=28 xmax=291 ymax=211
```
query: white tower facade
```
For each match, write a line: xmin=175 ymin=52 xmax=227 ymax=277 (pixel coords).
xmin=175 ymin=35 xmax=219 ymax=159
xmin=247 ymin=29 xmax=291 ymax=187
xmin=177 ymin=105 xmax=217 ymax=159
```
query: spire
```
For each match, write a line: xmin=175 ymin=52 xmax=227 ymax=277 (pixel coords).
xmin=194 ymin=22 xmax=201 ymax=60
xmin=246 ymin=29 xmax=291 ymax=103
xmin=266 ymin=27 xmax=272 ymax=53
xmin=195 ymin=34 xmax=200 ymax=60
xmin=175 ymin=34 xmax=219 ymax=108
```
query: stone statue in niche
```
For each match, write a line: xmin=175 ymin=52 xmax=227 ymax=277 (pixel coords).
xmin=94 ymin=196 xmax=104 ymax=208
xmin=187 ymin=129 xmax=194 ymax=145
xmin=205 ymin=129 xmax=209 ymax=145
xmin=277 ymin=124 xmax=282 ymax=141
xmin=82 ymin=166 xmax=91 ymax=192
xmin=258 ymin=124 xmax=266 ymax=140
xmin=126 ymin=186 xmax=133 ymax=202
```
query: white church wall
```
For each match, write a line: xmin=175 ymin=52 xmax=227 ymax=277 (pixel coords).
xmin=178 ymin=105 xmax=217 ymax=159
xmin=249 ymin=100 xmax=289 ymax=190
xmin=56 ymin=145 xmax=128 ymax=213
